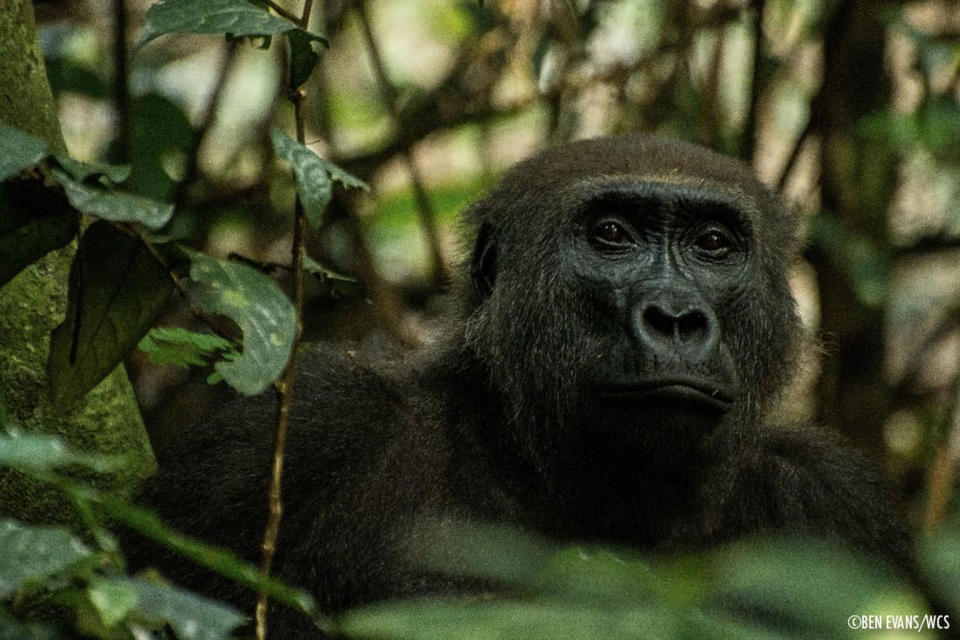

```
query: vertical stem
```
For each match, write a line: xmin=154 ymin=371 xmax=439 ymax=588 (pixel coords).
xmin=355 ymin=0 xmax=449 ymax=289
xmin=740 ymin=0 xmax=765 ymax=164
xmin=255 ymin=2 xmax=314 ymax=637
xmin=112 ymin=0 xmax=131 ymax=162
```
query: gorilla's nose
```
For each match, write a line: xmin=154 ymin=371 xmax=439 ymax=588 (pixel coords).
xmin=634 ymin=293 xmax=719 ymax=360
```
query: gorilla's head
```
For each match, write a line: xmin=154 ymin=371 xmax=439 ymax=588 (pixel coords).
xmin=459 ymin=135 xmax=801 ymax=478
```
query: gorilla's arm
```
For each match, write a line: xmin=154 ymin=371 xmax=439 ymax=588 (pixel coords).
xmin=714 ymin=426 xmax=913 ymax=578
xmin=126 ymin=345 xmax=451 ymax=616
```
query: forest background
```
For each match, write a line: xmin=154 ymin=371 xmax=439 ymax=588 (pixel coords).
xmin=1 ymin=0 xmax=959 ymax=638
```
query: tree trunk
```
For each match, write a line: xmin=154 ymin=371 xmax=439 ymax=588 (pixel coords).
xmin=0 ymin=0 xmax=155 ymax=526
xmin=811 ymin=1 xmax=896 ymax=456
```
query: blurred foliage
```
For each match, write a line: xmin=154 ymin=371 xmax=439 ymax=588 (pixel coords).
xmin=2 ymin=0 xmax=960 ymax=636
xmin=1 ymin=423 xmax=956 ymax=639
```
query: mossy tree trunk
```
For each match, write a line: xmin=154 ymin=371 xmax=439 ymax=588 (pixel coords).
xmin=0 ymin=0 xmax=155 ymax=526
xmin=810 ymin=1 xmax=897 ymax=456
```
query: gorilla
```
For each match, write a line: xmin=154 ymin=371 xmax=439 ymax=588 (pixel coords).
xmin=132 ymin=134 xmax=912 ymax=634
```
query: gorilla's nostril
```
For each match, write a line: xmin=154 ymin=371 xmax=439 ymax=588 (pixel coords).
xmin=643 ymin=305 xmax=675 ymax=339
xmin=677 ymin=309 xmax=708 ymax=342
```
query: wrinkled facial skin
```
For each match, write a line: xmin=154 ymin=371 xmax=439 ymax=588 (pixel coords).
xmin=466 ymin=183 xmax=797 ymax=473
xmin=463 ymin=138 xmax=800 ymax=481
xmin=570 ymin=183 xmax=751 ymax=423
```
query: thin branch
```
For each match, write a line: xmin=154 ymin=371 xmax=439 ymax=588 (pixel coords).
xmin=265 ymin=0 xmax=299 ymax=23
xmin=923 ymin=370 xmax=960 ymax=531
xmin=255 ymin=1 xmax=314 ymax=634
xmin=775 ymin=114 xmax=814 ymax=193
xmin=739 ymin=0 xmax=765 ymax=164
xmin=174 ymin=42 xmax=239 ymax=210
xmin=112 ymin=0 xmax=131 ymax=162
xmin=355 ymin=0 xmax=450 ymax=289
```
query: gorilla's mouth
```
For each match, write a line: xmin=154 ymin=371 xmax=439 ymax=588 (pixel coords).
xmin=596 ymin=377 xmax=735 ymax=411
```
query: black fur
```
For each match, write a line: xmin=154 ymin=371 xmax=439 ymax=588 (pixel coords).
xmin=131 ymin=135 xmax=912 ymax=635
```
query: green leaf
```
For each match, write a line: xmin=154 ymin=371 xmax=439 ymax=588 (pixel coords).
xmin=183 ymin=249 xmax=295 ymax=395
xmin=0 ymin=617 xmax=59 ymax=640
xmin=0 ymin=428 xmax=116 ymax=473
xmin=47 ymin=222 xmax=174 ymax=406
xmin=0 ymin=179 xmax=78 ymax=287
xmin=52 ymin=155 xmax=131 ymax=185
xmin=138 ymin=326 xmax=236 ymax=369
xmin=53 ymin=169 xmax=174 ymax=231
xmin=302 ymin=255 xmax=362 ymax=299
xmin=270 ymin=128 xmax=368 ymax=227
xmin=139 ymin=0 xmax=297 ymax=46
xmin=88 ymin=577 xmax=138 ymax=628
xmin=106 ymin=577 xmax=247 ymax=640
xmin=287 ymin=29 xmax=325 ymax=88
xmin=95 ymin=496 xmax=317 ymax=617
xmin=0 ymin=519 xmax=92 ymax=598
xmin=0 ymin=123 xmax=48 ymax=182
xmin=920 ymin=532 xmax=960 ymax=613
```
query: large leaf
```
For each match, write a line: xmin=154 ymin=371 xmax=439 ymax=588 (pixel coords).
xmin=287 ymin=28 xmax=325 ymax=88
xmin=0 ymin=618 xmax=59 ymax=640
xmin=183 ymin=249 xmax=295 ymax=395
xmin=0 ymin=519 xmax=92 ymax=598
xmin=138 ymin=326 xmax=236 ymax=369
xmin=138 ymin=0 xmax=311 ymax=46
xmin=98 ymin=496 xmax=316 ymax=615
xmin=101 ymin=577 xmax=246 ymax=640
xmin=0 ymin=429 xmax=116 ymax=473
xmin=47 ymin=222 xmax=174 ymax=406
xmin=0 ymin=124 xmax=47 ymax=182
xmin=53 ymin=169 xmax=174 ymax=231
xmin=52 ymin=155 xmax=131 ymax=185
xmin=920 ymin=532 xmax=960 ymax=613
xmin=0 ymin=178 xmax=77 ymax=287
xmin=270 ymin=128 xmax=367 ymax=227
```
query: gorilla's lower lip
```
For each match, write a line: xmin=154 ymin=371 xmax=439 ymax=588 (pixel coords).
xmin=596 ymin=379 xmax=735 ymax=409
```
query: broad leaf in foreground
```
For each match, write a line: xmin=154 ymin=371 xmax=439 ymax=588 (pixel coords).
xmin=183 ymin=250 xmax=295 ymax=395
xmin=0 ymin=519 xmax=91 ymax=598
xmin=271 ymin=128 xmax=367 ymax=227
xmin=0 ymin=124 xmax=47 ymax=182
xmin=138 ymin=326 xmax=236 ymax=369
xmin=137 ymin=0 xmax=325 ymax=48
xmin=91 ymin=577 xmax=246 ymax=640
xmin=48 ymin=222 xmax=174 ymax=406
xmin=0 ymin=177 xmax=77 ymax=287
xmin=0 ymin=429 xmax=116 ymax=473
xmin=53 ymin=169 xmax=174 ymax=231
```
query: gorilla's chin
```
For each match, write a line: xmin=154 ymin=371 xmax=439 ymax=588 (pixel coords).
xmin=576 ymin=395 xmax=729 ymax=462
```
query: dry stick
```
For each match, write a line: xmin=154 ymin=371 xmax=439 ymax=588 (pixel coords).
xmin=923 ymin=372 xmax=960 ymax=530
xmin=112 ymin=0 xmax=131 ymax=162
xmin=174 ymin=42 xmax=239 ymax=211
xmin=255 ymin=2 xmax=315 ymax=638
xmin=354 ymin=0 xmax=450 ymax=289
xmin=265 ymin=0 xmax=300 ymax=23
xmin=740 ymin=0 xmax=765 ymax=164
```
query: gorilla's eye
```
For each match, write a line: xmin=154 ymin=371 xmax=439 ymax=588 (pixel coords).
xmin=694 ymin=228 xmax=735 ymax=257
xmin=591 ymin=220 xmax=631 ymax=246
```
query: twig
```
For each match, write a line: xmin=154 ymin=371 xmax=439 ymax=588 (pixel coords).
xmin=740 ymin=0 xmax=765 ymax=164
xmin=255 ymin=1 xmax=314 ymax=634
xmin=775 ymin=115 xmax=813 ymax=193
xmin=923 ymin=371 xmax=960 ymax=530
xmin=265 ymin=0 xmax=299 ymax=24
xmin=112 ymin=0 xmax=131 ymax=162
xmin=174 ymin=42 xmax=239 ymax=211
xmin=354 ymin=0 xmax=450 ymax=289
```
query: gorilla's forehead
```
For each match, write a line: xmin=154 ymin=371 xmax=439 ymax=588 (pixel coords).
xmin=557 ymin=174 xmax=762 ymax=224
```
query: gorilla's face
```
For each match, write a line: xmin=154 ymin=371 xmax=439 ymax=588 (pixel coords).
xmin=463 ymin=137 xmax=800 ymax=476
xmin=568 ymin=181 xmax=752 ymax=438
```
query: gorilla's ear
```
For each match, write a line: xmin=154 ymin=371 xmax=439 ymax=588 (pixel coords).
xmin=470 ymin=221 xmax=497 ymax=299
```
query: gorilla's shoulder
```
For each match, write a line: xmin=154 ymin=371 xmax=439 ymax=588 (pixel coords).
xmin=741 ymin=424 xmax=912 ymax=574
